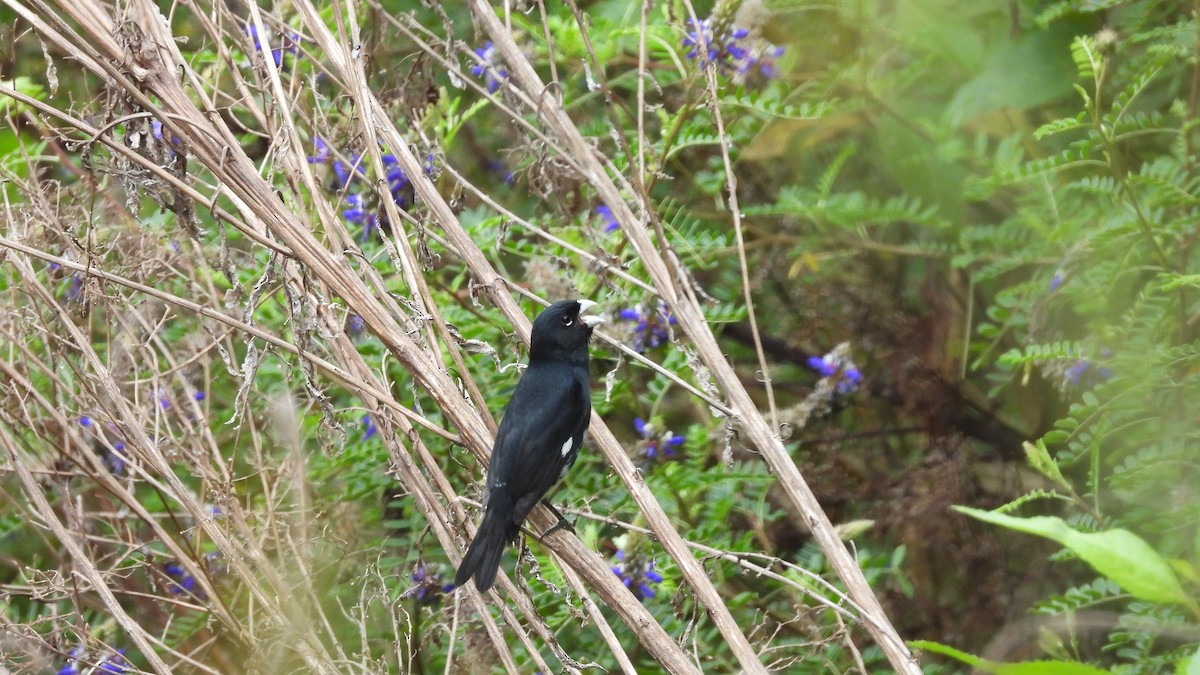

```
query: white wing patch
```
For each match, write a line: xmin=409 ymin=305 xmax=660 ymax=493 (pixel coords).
xmin=560 ymin=437 xmax=574 ymax=457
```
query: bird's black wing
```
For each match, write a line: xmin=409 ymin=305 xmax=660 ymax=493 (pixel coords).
xmin=486 ymin=360 xmax=590 ymax=524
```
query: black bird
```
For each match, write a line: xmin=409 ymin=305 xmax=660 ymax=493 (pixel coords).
xmin=455 ymin=299 xmax=604 ymax=592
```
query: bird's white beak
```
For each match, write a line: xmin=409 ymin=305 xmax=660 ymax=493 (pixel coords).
xmin=578 ymin=299 xmax=605 ymax=327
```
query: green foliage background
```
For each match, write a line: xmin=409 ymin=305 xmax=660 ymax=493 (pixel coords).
xmin=1 ymin=0 xmax=1199 ymax=672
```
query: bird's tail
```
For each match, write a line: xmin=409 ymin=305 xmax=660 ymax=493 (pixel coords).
xmin=455 ymin=496 xmax=516 ymax=592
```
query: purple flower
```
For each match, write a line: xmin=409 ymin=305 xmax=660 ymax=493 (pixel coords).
xmin=49 ymin=252 xmax=73 ymax=277
xmin=63 ymin=275 xmax=84 ymax=303
xmin=194 ymin=390 xmax=206 ymax=402
xmin=807 ymin=351 xmax=862 ymax=394
xmin=334 ymin=151 xmax=429 ymax=237
xmin=309 ymin=138 xmax=346 ymax=187
xmin=311 ymin=140 xmax=432 ymax=217
xmin=308 ymin=136 xmax=331 ymax=164
xmin=150 ymin=119 xmax=183 ymax=156
xmin=381 ymin=153 xmax=414 ymax=208
xmin=345 ymin=314 xmax=365 ymax=336
xmin=99 ymin=441 xmax=127 ymax=475
xmin=736 ymin=44 xmax=786 ymax=82
xmin=1049 ymin=271 xmax=1064 ymax=292
xmin=343 ymin=193 xmax=368 ymax=223
xmin=611 ymin=550 xmax=664 ymax=601
xmin=423 ymin=152 xmax=439 ymax=178
xmin=596 ymin=205 xmax=619 ymax=233
xmin=343 ymin=193 xmax=378 ymax=241
xmin=244 ymin=24 xmax=301 ymax=67
xmin=336 ymin=157 xmax=359 ymax=189
xmin=163 ymin=561 xmax=199 ymax=595
xmin=309 ymin=139 xmax=358 ymax=190
xmin=151 ymin=121 xmax=170 ymax=143
xmin=59 ymin=647 xmax=129 ymax=675
xmin=83 ymin=419 xmax=129 ymax=474
xmin=163 ymin=552 xmax=222 ymax=600
xmin=634 ymin=418 xmax=685 ymax=462
xmin=361 ymin=414 xmax=377 ymax=441
xmin=99 ymin=659 xmax=128 ymax=675
xmin=384 ymin=156 xmax=409 ymax=189
xmin=470 ymin=41 xmax=509 ymax=94
xmin=682 ymin=18 xmax=749 ymax=67
xmin=57 ymin=649 xmax=81 ymax=675
xmin=618 ymin=302 xmax=677 ymax=352
xmin=486 ymin=160 xmax=515 ymax=184
xmin=1064 ymin=359 xmax=1113 ymax=389
xmin=407 ymin=563 xmax=454 ymax=606
xmin=81 ymin=418 xmax=129 ymax=474
xmin=683 ymin=18 xmax=784 ymax=82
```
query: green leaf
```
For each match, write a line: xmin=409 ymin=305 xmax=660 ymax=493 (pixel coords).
xmin=1110 ymin=54 xmax=1167 ymax=123
xmin=949 ymin=23 xmax=1078 ymax=124
xmin=1178 ymin=646 xmax=1200 ymax=675
xmin=912 ymin=640 xmax=1112 ymax=674
xmin=953 ymin=507 xmax=1190 ymax=605
xmin=1034 ymin=113 xmax=1087 ymax=140
xmin=1161 ymin=273 xmax=1200 ymax=291
xmin=994 ymin=662 xmax=1113 ymax=675
xmin=1041 ymin=430 xmax=1069 ymax=445
xmin=1070 ymin=35 xmax=1101 ymax=84
xmin=912 ymin=640 xmax=985 ymax=668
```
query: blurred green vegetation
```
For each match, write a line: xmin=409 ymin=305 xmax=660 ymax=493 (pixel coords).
xmin=1 ymin=0 xmax=1199 ymax=672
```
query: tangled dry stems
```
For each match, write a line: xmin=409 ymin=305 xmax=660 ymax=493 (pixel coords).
xmin=0 ymin=0 xmax=917 ymax=672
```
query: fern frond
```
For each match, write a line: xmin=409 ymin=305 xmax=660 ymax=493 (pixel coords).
xmin=1036 ymin=0 xmax=1125 ymax=28
xmin=1070 ymin=35 xmax=1102 ymax=85
xmin=998 ymin=341 xmax=1086 ymax=368
xmin=1032 ymin=578 xmax=1123 ymax=615
xmin=1110 ymin=54 xmax=1168 ymax=124
xmin=1108 ymin=110 xmax=1171 ymax=143
xmin=664 ymin=123 xmax=724 ymax=159
xmin=721 ymin=87 xmax=832 ymax=121
xmin=1034 ymin=113 xmax=1088 ymax=140
xmin=993 ymin=489 xmax=1071 ymax=514
xmin=747 ymin=187 xmax=946 ymax=231
xmin=1065 ymin=175 xmax=1118 ymax=196
xmin=999 ymin=138 xmax=1105 ymax=181
xmin=817 ymin=143 xmax=858 ymax=200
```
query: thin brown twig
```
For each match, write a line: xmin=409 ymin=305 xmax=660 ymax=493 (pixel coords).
xmin=0 ymin=237 xmax=460 ymax=444
xmin=691 ymin=8 xmax=779 ymax=433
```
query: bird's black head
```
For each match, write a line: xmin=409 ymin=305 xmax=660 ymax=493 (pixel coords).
xmin=529 ymin=299 xmax=604 ymax=364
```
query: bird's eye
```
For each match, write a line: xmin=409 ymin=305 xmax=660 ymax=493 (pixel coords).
xmin=561 ymin=315 xmax=574 ymax=327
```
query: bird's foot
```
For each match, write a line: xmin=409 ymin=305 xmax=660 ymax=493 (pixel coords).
xmin=538 ymin=501 xmax=575 ymax=539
